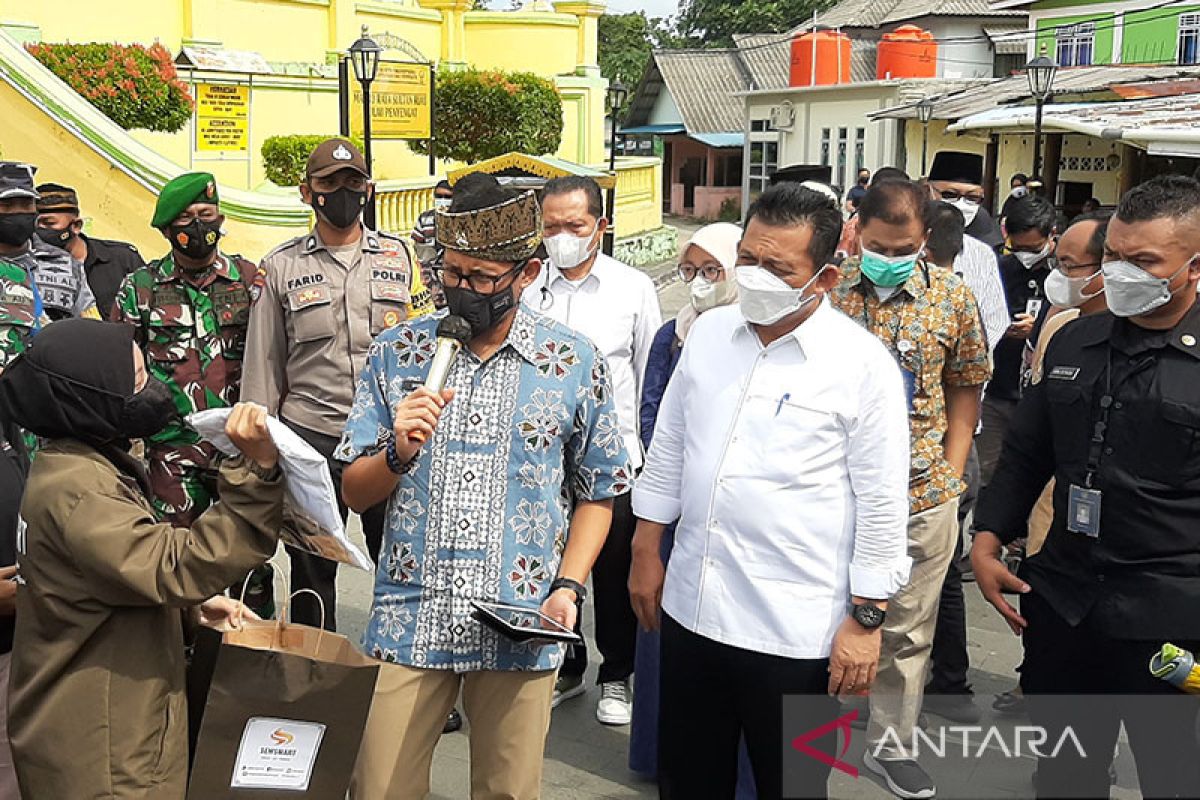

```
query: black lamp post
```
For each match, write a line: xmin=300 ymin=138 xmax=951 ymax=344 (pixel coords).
xmin=1025 ymin=54 xmax=1058 ymax=179
xmin=349 ymin=25 xmax=383 ymax=228
xmin=916 ymin=96 xmax=934 ymax=177
xmin=603 ymin=81 xmax=628 ymax=257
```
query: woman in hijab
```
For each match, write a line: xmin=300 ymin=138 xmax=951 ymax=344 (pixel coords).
xmin=630 ymin=222 xmax=755 ymax=797
xmin=0 ymin=319 xmax=285 ymax=800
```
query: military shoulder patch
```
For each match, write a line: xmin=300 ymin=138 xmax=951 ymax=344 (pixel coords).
xmin=249 ymin=263 xmax=269 ymax=304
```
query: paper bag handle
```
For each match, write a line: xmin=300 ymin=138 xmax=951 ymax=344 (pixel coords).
xmin=275 ymin=588 xmax=328 ymax=652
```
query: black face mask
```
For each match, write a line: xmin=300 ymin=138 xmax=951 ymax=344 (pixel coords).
xmin=118 ymin=377 xmax=179 ymax=439
xmin=312 ymin=188 xmax=367 ymax=229
xmin=858 ymin=177 xmax=869 ymax=185
xmin=36 ymin=225 xmax=75 ymax=251
xmin=444 ymin=282 xmax=518 ymax=337
xmin=168 ymin=218 xmax=221 ymax=263
xmin=0 ymin=213 xmax=36 ymax=247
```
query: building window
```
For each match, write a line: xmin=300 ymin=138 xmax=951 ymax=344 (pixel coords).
xmin=715 ymin=152 xmax=743 ymax=187
xmin=1180 ymin=13 xmax=1200 ymax=65
xmin=837 ymin=127 xmax=848 ymax=190
xmin=854 ymin=127 xmax=866 ymax=175
xmin=1056 ymin=22 xmax=1095 ymax=67
xmin=820 ymin=128 xmax=831 ymax=167
xmin=749 ymin=140 xmax=778 ymax=199
xmin=751 ymin=119 xmax=769 ymax=132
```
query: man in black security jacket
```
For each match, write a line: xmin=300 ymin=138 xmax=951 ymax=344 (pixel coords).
xmin=972 ymin=175 xmax=1200 ymax=799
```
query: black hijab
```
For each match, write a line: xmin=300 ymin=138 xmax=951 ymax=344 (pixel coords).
xmin=0 ymin=319 xmax=151 ymax=494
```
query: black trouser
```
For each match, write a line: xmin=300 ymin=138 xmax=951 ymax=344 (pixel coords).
xmin=929 ymin=445 xmax=979 ymax=694
xmin=1020 ymin=591 xmax=1200 ymax=799
xmin=561 ymin=491 xmax=638 ymax=684
xmin=977 ymin=395 xmax=1018 ymax=487
xmin=659 ymin=615 xmax=835 ymax=800
xmin=283 ymin=420 xmax=386 ymax=631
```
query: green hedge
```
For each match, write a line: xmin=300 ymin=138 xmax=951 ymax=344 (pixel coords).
xmin=261 ymin=135 xmax=365 ymax=186
xmin=27 ymin=42 xmax=193 ymax=133
xmin=409 ymin=68 xmax=562 ymax=164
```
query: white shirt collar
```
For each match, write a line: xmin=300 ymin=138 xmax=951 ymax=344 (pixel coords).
xmin=733 ymin=296 xmax=836 ymax=359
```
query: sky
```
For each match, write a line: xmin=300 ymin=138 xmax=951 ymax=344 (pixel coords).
xmin=605 ymin=0 xmax=680 ymax=19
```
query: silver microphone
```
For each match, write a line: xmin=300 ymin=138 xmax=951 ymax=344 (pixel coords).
xmin=410 ymin=315 xmax=472 ymax=444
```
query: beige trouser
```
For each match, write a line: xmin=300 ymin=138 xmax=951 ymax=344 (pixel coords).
xmin=0 ymin=652 xmax=17 ymax=800
xmin=868 ymin=497 xmax=960 ymax=760
xmin=349 ymin=662 xmax=557 ymax=800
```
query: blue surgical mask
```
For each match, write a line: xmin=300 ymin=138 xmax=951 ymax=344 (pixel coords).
xmin=860 ymin=246 xmax=923 ymax=288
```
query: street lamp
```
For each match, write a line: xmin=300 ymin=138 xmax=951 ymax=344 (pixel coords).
xmin=603 ymin=81 xmax=628 ymax=256
xmin=1025 ymin=53 xmax=1058 ymax=179
xmin=349 ymin=25 xmax=383 ymax=227
xmin=916 ymin=96 xmax=935 ymax=176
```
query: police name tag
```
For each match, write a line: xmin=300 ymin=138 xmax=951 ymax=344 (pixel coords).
xmin=1067 ymin=484 xmax=1102 ymax=538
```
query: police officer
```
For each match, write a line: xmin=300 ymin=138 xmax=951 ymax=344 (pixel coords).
xmin=0 ymin=164 xmax=46 ymax=369
xmin=243 ymin=138 xmax=434 ymax=630
xmin=34 ymin=182 xmax=144 ymax=319
xmin=0 ymin=162 xmax=97 ymax=323
xmin=973 ymin=175 xmax=1200 ymax=799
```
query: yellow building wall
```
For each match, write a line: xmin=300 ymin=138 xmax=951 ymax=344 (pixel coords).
xmin=0 ymin=0 xmax=610 ymax=185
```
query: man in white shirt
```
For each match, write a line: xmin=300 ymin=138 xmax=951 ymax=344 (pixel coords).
xmin=629 ymin=182 xmax=911 ymax=799
xmin=522 ymin=176 xmax=662 ymax=725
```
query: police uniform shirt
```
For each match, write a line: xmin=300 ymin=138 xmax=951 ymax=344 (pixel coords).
xmin=22 ymin=238 xmax=97 ymax=320
xmin=974 ymin=302 xmax=1200 ymax=640
xmin=80 ymin=234 xmax=144 ymax=319
xmin=242 ymin=227 xmax=431 ymax=438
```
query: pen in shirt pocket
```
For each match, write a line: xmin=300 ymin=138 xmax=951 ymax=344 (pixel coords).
xmin=775 ymin=393 xmax=791 ymax=416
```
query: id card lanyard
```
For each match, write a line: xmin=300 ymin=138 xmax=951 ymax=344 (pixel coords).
xmin=860 ymin=263 xmax=931 ymax=413
xmin=1068 ymin=347 xmax=1154 ymax=538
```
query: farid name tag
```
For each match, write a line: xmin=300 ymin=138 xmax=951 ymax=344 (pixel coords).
xmin=1067 ymin=483 xmax=1102 ymax=538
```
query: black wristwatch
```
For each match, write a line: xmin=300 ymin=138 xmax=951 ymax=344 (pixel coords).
xmin=851 ymin=602 xmax=886 ymax=629
xmin=550 ymin=577 xmax=587 ymax=605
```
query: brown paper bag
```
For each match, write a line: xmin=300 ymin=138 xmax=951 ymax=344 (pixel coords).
xmin=186 ymin=608 xmax=379 ymax=799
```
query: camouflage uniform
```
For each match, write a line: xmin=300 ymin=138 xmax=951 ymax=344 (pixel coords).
xmin=111 ymin=251 xmax=252 ymax=526
xmin=0 ymin=258 xmax=43 ymax=368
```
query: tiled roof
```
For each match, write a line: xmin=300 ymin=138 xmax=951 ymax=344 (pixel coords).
xmin=983 ymin=25 xmax=1028 ymax=55
xmin=732 ymin=33 xmax=790 ymax=90
xmin=652 ymin=49 xmax=751 ymax=134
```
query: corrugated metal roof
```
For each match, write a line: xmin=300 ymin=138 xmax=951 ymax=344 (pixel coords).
xmin=793 ymin=0 xmax=1023 ymax=32
xmin=872 ymin=64 xmax=1200 ymax=120
xmin=983 ymin=25 xmax=1027 ymax=55
xmin=654 ymin=50 xmax=752 ymax=134
xmin=732 ymin=33 xmax=790 ymax=90
xmin=947 ymin=93 xmax=1200 ymax=156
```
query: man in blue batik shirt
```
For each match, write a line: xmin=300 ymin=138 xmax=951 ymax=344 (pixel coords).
xmin=337 ymin=172 xmax=630 ymax=800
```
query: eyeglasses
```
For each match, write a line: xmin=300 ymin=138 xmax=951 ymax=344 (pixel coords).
xmin=1047 ymin=255 xmax=1102 ymax=274
xmin=938 ymin=189 xmax=984 ymax=205
xmin=677 ymin=263 xmax=725 ymax=283
xmin=432 ymin=260 xmax=525 ymax=294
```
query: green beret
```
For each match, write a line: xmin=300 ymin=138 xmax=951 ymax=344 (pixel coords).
xmin=152 ymin=172 xmax=219 ymax=228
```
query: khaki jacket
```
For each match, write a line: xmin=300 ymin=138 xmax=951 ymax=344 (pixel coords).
xmin=9 ymin=441 xmax=284 ymax=799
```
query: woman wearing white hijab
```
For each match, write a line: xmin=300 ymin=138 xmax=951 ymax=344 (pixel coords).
xmin=630 ymin=222 xmax=754 ymax=797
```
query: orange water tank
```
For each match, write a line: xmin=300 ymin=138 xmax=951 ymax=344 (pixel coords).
xmin=789 ymin=30 xmax=852 ymax=87
xmin=876 ymin=25 xmax=938 ymax=80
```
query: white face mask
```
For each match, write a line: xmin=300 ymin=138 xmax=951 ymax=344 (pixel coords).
xmin=1044 ymin=265 xmax=1103 ymax=309
xmin=949 ymin=197 xmax=980 ymax=227
xmin=689 ymin=275 xmax=738 ymax=314
xmin=434 ymin=197 xmax=452 ymax=210
xmin=1101 ymin=257 xmax=1195 ymax=318
xmin=735 ymin=265 xmax=825 ymax=326
xmin=1011 ymin=186 xmax=1028 ymax=199
xmin=545 ymin=230 xmax=599 ymax=271
xmin=1013 ymin=240 xmax=1053 ymax=269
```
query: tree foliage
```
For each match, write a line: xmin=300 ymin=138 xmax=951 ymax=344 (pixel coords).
xmin=27 ymin=42 xmax=193 ymax=133
xmin=262 ymin=134 xmax=364 ymax=186
xmin=675 ymin=0 xmax=832 ymax=47
xmin=598 ymin=12 xmax=679 ymax=120
xmin=409 ymin=69 xmax=562 ymax=163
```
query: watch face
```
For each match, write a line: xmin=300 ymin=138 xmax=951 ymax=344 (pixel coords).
xmin=855 ymin=604 xmax=884 ymax=627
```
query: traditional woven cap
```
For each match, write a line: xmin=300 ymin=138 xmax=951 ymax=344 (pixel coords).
xmin=36 ymin=183 xmax=79 ymax=213
xmin=436 ymin=187 xmax=542 ymax=263
xmin=152 ymin=172 xmax=218 ymax=228
xmin=928 ymin=151 xmax=984 ymax=185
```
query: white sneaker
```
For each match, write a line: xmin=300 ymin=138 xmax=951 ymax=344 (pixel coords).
xmin=552 ymin=674 xmax=585 ymax=708
xmin=596 ymin=680 xmax=632 ymax=726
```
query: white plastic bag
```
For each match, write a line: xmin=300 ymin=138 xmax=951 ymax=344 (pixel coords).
xmin=188 ymin=409 xmax=372 ymax=571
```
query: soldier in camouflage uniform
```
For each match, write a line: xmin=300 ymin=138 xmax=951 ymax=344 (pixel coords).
xmin=111 ymin=173 xmax=253 ymax=526
xmin=0 ymin=165 xmax=47 ymax=370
